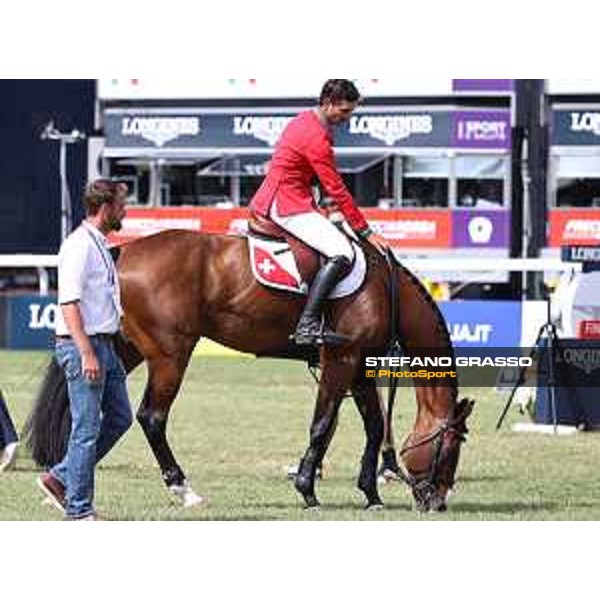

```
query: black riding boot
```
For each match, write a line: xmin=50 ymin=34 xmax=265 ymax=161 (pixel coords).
xmin=291 ymin=255 xmax=352 ymax=346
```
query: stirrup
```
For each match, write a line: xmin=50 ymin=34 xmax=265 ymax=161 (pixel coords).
xmin=290 ymin=325 xmax=350 ymax=347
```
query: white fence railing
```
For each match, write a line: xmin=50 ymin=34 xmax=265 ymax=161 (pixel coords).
xmin=0 ymin=255 xmax=57 ymax=296
xmin=0 ymin=255 xmax=583 ymax=297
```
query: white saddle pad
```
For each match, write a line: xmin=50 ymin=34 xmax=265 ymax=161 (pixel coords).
xmin=248 ymin=236 xmax=366 ymax=299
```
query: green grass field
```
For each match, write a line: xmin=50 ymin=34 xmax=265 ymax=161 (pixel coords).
xmin=1 ymin=349 xmax=600 ymax=520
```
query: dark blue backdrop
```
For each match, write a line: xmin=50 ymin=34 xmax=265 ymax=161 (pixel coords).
xmin=0 ymin=80 xmax=95 ymax=253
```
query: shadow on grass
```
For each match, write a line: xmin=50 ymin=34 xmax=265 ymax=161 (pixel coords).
xmin=450 ymin=500 xmax=559 ymax=514
xmin=458 ymin=474 xmax=508 ymax=484
xmin=241 ymin=500 xmax=415 ymax=512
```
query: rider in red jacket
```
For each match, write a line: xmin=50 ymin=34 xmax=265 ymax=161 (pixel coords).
xmin=251 ymin=79 xmax=389 ymax=346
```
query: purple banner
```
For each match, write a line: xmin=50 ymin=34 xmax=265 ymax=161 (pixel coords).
xmin=452 ymin=110 xmax=511 ymax=150
xmin=452 ymin=210 xmax=510 ymax=248
xmin=453 ymin=79 xmax=515 ymax=92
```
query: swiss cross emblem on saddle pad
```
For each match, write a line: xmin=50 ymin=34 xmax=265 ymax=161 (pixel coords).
xmin=247 ymin=231 xmax=367 ymax=299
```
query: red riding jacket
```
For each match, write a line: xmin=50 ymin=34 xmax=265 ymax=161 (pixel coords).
xmin=250 ymin=110 xmax=370 ymax=234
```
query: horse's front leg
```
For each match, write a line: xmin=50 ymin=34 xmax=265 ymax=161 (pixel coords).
xmin=378 ymin=381 xmax=403 ymax=483
xmin=295 ymin=360 xmax=352 ymax=509
xmin=295 ymin=395 xmax=342 ymax=509
xmin=352 ymin=380 xmax=385 ymax=509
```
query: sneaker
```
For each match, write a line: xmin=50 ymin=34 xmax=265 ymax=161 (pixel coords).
xmin=0 ymin=442 xmax=18 ymax=473
xmin=66 ymin=512 xmax=106 ymax=521
xmin=36 ymin=472 xmax=66 ymax=514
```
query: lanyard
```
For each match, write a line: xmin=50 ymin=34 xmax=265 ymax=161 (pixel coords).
xmin=84 ymin=225 xmax=115 ymax=287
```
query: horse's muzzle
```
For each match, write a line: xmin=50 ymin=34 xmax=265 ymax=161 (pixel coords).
xmin=413 ymin=482 xmax=448 ymax=513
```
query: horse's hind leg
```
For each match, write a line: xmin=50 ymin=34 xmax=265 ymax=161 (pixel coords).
xmin=137 ymin=354 xmax=204 ymax=507
xmin=352 ymin=379 xmax=384 ymax=509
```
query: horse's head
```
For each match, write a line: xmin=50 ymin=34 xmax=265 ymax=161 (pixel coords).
xmin=400 ymin=398 xmax=474 ymax=512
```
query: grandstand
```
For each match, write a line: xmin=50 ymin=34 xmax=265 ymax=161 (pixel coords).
xmin=3 ymin=79 xmax=600 ymax=350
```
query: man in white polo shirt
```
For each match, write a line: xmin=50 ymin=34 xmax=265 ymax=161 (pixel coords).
xmin=37 ymin=180 xmax=132 ymax=520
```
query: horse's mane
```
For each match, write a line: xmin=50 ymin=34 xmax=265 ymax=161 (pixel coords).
xmin=391 ymin=253 xmax=459 ymax=404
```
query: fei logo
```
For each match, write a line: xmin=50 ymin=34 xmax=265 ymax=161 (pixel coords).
xmin=29 ymin=303 xmax=57 ymax=330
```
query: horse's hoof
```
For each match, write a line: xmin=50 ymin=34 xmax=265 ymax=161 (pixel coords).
xmin=169 ymin=482 xmax=206 ymax=508
xmin=303 ymin=495 xmax=320 ymax=510
xmin=366 ymin=502 xmax=384 ymax=512
xmin=428 ymin=496 xmax=448 ymax=513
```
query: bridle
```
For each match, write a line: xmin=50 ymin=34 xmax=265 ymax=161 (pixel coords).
xmin=396 ymin=414 xmax=468 ymax=507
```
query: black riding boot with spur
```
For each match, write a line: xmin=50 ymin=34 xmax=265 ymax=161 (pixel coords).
xmin=291 ymin=255 xmax=352 ymax=346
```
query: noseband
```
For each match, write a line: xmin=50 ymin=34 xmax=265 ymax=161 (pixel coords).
xmin=397 ymin=415 xmax=467 ymax=505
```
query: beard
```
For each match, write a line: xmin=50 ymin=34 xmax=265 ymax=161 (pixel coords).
xmin=105 ymin=215 xmax=123 ymax=232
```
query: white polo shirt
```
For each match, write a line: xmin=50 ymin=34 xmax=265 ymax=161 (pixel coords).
xmin=55 ymin=221 xmax=123 ymax=337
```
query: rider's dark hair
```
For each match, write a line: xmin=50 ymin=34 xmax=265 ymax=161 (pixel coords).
xmin=83 ymin=179 xmax=128 ymax=216
xmin=319 ymin=79 xmax=360 ymax=105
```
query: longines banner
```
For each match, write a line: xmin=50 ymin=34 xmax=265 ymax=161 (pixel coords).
xmin=103 ymin=107 xmax=511 ymax=153
xmin=552 ymin=108 xmax=600 ymax=145
xmin=5 ymin=295 xmax=57 ymax=350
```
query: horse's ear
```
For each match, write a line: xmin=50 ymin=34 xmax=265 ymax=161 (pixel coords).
xmin=457 ymin=398 xmax=475 ymax=419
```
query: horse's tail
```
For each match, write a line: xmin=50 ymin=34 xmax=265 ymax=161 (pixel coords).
xmin=23 ymin=333 xmax=144 ymax=468
xmin=23 ymin=356 xmax=70 ymax=468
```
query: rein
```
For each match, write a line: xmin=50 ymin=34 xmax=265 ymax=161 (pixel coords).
xmin=384 ymin=248 xmax=402 ymax=446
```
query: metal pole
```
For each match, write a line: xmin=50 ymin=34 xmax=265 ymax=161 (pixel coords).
xmin=59 ymin=140 xmax=73 ymax=242
xmin=522 ymin=138 xmax=531 ymax=302
xmin=41 ymin=121 xmax=85 ymax=243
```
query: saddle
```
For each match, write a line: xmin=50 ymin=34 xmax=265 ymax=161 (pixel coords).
xmin=247 ymin=212 xmax=366 ymax=298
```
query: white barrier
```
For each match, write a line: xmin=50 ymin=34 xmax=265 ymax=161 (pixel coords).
xmin=0 ymin=254 xmax=582 ymax=297
xmin=0 ymin=255 xmax=58 ymax=268
xmin=0 ymin=255 xmax=57 ymax=296
xmin=400 ymin=258 xmax=581 ymax=273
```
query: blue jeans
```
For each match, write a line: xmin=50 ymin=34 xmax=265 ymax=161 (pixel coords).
xmin=51 ymin=337 xmax=132 ymax=519
xmin=0 ymin=392 xmax=18 ymax=448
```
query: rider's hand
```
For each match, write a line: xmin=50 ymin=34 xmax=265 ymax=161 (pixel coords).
xmin=366 ymin=232 xmax=391 ymax=256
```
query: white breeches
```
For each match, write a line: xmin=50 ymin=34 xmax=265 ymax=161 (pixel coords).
xmin=270 ymin=200 xmax=355 ymax=261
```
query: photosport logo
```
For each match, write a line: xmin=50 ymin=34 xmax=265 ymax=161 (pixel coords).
xmin=361 ymin=348 xmax=533 ymax=388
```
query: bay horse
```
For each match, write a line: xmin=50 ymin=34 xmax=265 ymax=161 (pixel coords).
xmin=25 ymin=227 xmax=473 ymax=512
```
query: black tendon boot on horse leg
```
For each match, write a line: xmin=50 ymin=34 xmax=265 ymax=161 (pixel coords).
xmin=291 ymin=255 xmax=352 ymax=346
xmin=352 ymin=382 xmax=385 ymax=509
xmin=295 ymin=397 xmax=344 ymax=508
